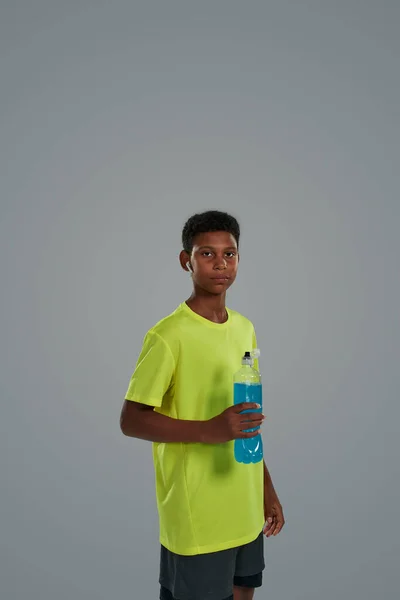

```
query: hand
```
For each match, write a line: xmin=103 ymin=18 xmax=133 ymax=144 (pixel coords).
xmin=202 ymin=403 xmax=265 ymax=444
xmin=263 ymin=486 xmax=285 ymax=538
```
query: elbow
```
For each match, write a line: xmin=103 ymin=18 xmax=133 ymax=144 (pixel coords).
xmin=120 ymin=413 xmax=134 ymax=437
xmin=120 ymin=400 xmax=152 ymax=438
xmin=120 ymin=415 xmax=127 ymax=436
xmin=119 ymin=405 xmax=132 ymax=437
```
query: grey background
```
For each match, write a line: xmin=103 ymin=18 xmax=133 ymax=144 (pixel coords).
xmin=1 ymin=1 xmax=399 ymax=599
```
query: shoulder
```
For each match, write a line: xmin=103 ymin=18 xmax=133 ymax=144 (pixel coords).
xmin=145 ymin=304 xmax=185 ymax=346
xmin=227 ymin=307 xmax=256 ymax=331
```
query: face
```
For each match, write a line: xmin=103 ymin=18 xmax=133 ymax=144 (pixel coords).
xmin=181 ymin=231 xmax=239 ymax=295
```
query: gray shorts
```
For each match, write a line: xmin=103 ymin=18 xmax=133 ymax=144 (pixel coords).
xmin=159 ymin=532 xmax=265 ymax=600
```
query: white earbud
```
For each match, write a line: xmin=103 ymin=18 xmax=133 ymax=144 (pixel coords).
xmin=186 ymin=261 xmax=193 ymax=273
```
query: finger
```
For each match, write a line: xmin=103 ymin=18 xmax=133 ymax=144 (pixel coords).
xmin=241 ymin=429 xmax=262 ymax=438
xmin=239 ymin=425 xmax=262 ymax=436
xmin=235 ymin=402 xmax=261 ymax=413
xmin=266 ymin=517 xmax=278 ymax=537
xmin=273 ymin=518 xmax=285 ymax=536
xmin=263 ymin=517 xmax=275 ymax=536
xmin=239 ymin=419 xmax=264 ymax=431
xmin=273 ymin=516 xmax=285 ymax=536
xmin=239 ymin=413 xmax=264 ymax=423
xmin=270 ymin=520 xmax=280 ymax=537
xmin=263 ymin=517 xmax=274 ymax=534
xmin=240 ymin=414 xmax=265 ymax=424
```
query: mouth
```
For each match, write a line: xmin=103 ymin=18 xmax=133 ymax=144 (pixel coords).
xmin=210 ymin=276 xmax=230 ymax=282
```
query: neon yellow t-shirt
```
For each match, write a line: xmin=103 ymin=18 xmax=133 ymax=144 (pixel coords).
xmin=125 ymin=302 xmax=264 ymax=556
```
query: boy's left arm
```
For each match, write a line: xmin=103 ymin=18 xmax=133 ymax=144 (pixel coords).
xmin=263 ymin=459 xmax=285 ymax=537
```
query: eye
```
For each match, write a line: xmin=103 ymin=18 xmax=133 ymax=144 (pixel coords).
xmin=226 ymin=252 xmax=237 ymax=258
xmin=202 ymin=251 xmax=213 ymax=257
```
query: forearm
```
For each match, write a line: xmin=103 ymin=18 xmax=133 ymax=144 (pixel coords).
xmin=120 ymin=403 xmax=206 ymax=443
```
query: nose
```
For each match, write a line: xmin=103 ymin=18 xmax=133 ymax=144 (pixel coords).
xmin=214 ymin=258 xmax=227 ymax=270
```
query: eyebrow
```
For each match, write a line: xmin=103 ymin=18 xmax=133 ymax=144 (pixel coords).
xmin=197 ymin=246 xmax=237 ymax=251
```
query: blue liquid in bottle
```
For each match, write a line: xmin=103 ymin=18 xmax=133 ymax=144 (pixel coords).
xmin=233 ymin=352 xmax=263 ymax=464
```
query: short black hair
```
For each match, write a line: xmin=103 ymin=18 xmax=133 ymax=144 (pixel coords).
xmin=182 ymin=210 xmax=240 ymax=254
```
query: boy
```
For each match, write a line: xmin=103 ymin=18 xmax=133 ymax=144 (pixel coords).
xmin=120 ymin=211 xmax=284 ymax=600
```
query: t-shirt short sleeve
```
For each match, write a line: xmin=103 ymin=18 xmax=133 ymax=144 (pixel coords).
xmin=125 ymin=330 xmax=175 ymax=408
xmin=252 ymin=327 xmax=260 ymax=372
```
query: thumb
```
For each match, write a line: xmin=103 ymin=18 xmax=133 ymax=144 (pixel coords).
xmin=264 ymin=508 xmax=273 ymax=521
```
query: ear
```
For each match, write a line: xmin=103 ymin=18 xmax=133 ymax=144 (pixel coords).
xmin=179 ymin=250 xmax=191 ymax=272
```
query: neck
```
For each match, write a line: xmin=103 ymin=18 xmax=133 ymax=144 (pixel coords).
xmin=186 ymin=289 xmax=227 ymax=324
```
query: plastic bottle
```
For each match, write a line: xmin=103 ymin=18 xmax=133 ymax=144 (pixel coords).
xmin=233 ymin=349 xmax=263 ymax=464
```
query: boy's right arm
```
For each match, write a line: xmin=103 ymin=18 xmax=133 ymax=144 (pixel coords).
xmin=120 ymin=400 xmax=264 ymax=444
